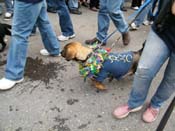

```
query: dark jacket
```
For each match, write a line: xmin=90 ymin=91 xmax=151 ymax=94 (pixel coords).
xmin=17 ymin=0 xmax=43 ymax=3
xmin=152 ymin=0 xmax=175 ymax=52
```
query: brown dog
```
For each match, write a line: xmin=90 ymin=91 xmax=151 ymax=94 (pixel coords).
xmin=61 ymin=42 xmax=144 ymax=90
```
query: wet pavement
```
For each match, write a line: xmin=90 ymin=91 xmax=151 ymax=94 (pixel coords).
xmin=0 ymin=3 xmax=175 ymax=131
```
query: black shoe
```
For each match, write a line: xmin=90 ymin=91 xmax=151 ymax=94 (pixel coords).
xmin=122 ymin=32 xmax=130 ymax=46
xmin=47 ymin=7 xmax=57 ymax=13
xmin=121 ymin=6 xmax=127 ymax=12
xmin=69 ymin=9 xmax=82 ymax=15
xmin=85 ymin=37 xmax=106 ymax=46
xmin=82 ymin=2 xmax=89 ymax=7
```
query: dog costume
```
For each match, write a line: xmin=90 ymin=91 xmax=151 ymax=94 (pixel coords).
xmin=79 ymin=46 xmax=134 ymax=82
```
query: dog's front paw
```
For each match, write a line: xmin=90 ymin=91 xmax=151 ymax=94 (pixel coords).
xmin=92 ymin=79 xmax=106 ymax=90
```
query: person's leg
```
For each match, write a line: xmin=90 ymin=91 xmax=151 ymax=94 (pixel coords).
xmin=89 ymin=0 xmax=98 ymax=11
xmin=36 ymin=0 xmax=60 ymax=55
xmin=96 ymin=0 xmax=110 ymax=43
xmin=121 ymin=0 xmax=127 ymax=11
xmin=150 ymin=52 xmax=175 ymax=109
xmin=68 ymin=0 xmax=78 ymax=9
xmin=113 ymin=29 xmax=170 ymax=119
xmin=4 ymin=0 xmax=13 ymax=13
xmin=56 ymin=0 xmax=75 ymax=37
xmin=46 ymin=0 xmax=55 ymax=8
xmin=107 ymin=0 xmax=130 ymax=45
xmin=131 ymin=0 xmax=137 ymax=7
xmin=133 ymin=2 xmax=152 ymax=26
xmin=5 ymin=1 xmax=43 ymax=80
xmin=128 ymin=29 xmax=170 ymax=109
xmin=46 ymin=0 xmax=57 ymax=13
xmin=107 ymin=0 xmax=128 ymax=33
xmin=4 ymin=0 xmax=13 ymax=20
xmin=142 ymin=51 xmax=175 ymax=123
xmin=68 ymin=0 xmax=82 ymax=15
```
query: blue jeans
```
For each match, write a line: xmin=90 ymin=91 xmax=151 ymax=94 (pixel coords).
xmin=46 ymin=0 xmax=57 ymax=8
xmin=56 ymin=0 xmax=74 ymax=36
xmin=134 ymin=1 xmax=153 ymax=26
xmin=128 ymin=29 xmax=175 ymax=109
xmin=4 ymin=0 xmax=13 ymax=13
xmin=5 ymin=0 xmax=60 ymax=80
xmin=68 ymin=0 xmax=78 ymax=10
xmin=96 ymin=0 xmax=129 ymax=43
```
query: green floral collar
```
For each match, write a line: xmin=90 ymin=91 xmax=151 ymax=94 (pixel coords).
xmin=79 ymin=44 xmax=109 ymax=81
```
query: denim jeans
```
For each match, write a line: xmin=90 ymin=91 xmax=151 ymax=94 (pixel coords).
xmin=5 ymin=0 xmax=60 ymax=80
xmin=134 ymin=1 xmax=153 ymax=26
xmin=46 ymin=0 xmax=57 ymax=8
xmin=68 ymin=0 xmax=78 ymax=10
xmin=128 ymin=29 xmax=175 ymax=109
xmin=96 ymin=0 xmax=129 ymax=43
xmin=4 ymin=0 xmax=13 ymax=13
xmin=56 ymin=0 xmax=74 ymax=36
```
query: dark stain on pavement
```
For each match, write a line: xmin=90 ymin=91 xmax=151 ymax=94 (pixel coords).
xmin=52 ymin=115 xmax=70 ymax=131
xmin=15 ymin=127 xmax=22 ymax=131
xmin=50 ymin=106 xmax=61 ymax=113
xmin=78 ymin=121 xmax=91 ymax=129
xmin=67 ymin=99 xmax=79 ymax=105
xmin=9 ymin=105 xmax=13 ymax=111
xmin=24 ymin=57 xmax=66 ymax=85
xmin=97 ymin=115 xmax=102 ymax=118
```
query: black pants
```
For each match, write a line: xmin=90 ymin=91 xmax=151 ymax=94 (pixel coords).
xmin=131 ymin=0 xmax=142 ymax=7
xmin=89 ymin=0 xmax=99 ymax=8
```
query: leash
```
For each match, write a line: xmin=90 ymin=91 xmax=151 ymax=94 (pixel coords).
xmin=97 ymin=0 xmax=152 ymax=51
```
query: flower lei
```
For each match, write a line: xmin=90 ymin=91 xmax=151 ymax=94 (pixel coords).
xmin=79 ymin=43 xmax=109 ymax=81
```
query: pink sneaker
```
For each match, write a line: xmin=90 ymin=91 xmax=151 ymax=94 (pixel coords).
xmin=142 ymin=106 xmax=159 ymax=123
xmin=113 ymin=104 xmax=143 ymax=119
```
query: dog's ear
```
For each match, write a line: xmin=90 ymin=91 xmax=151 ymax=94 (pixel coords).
xmin=65 ymin=47 xmax=77 ymax=61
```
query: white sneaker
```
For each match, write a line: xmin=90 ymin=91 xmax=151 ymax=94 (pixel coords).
xmin=0 ymin=78 xmax=24 ymax=90
xmin=143 ymin=20 xmax=154 ymax=26
xmin=130 ymin=23 xmax=138 ymax=30
xmin=40 ymin=49 xmax=61 ymax=56
xmin=40 ymin=49 xmax=50 ymax=56
xmin=4 ymin=12 xmax=12 ymax=20
xmin=57 ymin=34 xmax=75 ymax=41
xmin=131 ymin=6 xmax=139 ymax=10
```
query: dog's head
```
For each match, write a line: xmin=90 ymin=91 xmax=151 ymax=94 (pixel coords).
xmin=61 ymin=42 xmax=92 ymax=61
